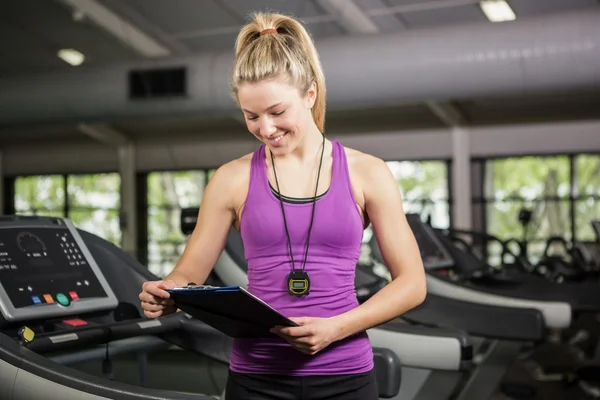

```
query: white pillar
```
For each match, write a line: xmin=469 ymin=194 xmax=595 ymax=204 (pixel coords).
xmin=451 ymin=127 xmax=472 ymax=230
xmin=118 ymin=143 xmax=137 ymax=259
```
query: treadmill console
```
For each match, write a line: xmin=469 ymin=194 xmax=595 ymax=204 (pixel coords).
xmin=405 ymin=214 xmax=455 ymax=270
xmin=0 ymin=216 xmax=118 ymax=323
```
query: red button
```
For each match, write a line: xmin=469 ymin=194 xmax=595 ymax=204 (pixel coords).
xmin=63 ymin=318 xmax=87 ymax=327
xmin=69 ymin=291 xmax=79 ymax=301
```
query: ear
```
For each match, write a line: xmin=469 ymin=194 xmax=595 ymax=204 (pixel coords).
xmin=305 ymin=81 xmax=317 ymax=109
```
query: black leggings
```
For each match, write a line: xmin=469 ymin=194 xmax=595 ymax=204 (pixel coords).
xmin=225 ymin=368 xmax=378 ymax=400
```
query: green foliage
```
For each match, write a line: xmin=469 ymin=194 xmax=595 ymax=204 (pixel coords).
xmin=362 ymin=160 xmax=449 ymax=252
xmin=387 ymin=161 xmax=449 ymax=229
xmin=486 ymin=155 xmax=571 ymax=200
xmin=66 ymin=174 xmax=121 ymax=245
xmin=388 ymin=161 xmax=449 ymax=201
xmin=576 ymin=154 xmax=600 ymax=197
xmin=11 ymin=154 xmax=597 ymax=276
xmin=14 ymin=174 xmax=121 ymax=246
xmin=68 ymin=174 xmax=120 ymax=208
xmin=207 ymin=169 xmax=217 ymax=181
xmin=147 ymin=171 xmax=207 ymax=277
xmin=485 ymin=154 xmax=600 ymax=264
xmin=15 ymin=175 xmax=65 ymax=214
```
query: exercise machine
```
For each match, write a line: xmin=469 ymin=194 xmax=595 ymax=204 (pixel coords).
xmin=384 ymin=214 xmax=600 ymax=399
xmin=0 ymin=215 xmax=403 ymax=400
xmin=0 ymin=215 xmax=225 ymax=399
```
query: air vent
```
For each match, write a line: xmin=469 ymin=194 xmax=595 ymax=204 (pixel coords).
xmin=129 ymin=67 xmax=186 ymax=99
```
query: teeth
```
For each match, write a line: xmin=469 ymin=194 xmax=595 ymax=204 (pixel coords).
xmin=271 ymin=135 xmax=284 ymax=142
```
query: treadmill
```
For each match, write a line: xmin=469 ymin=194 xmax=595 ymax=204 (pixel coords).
xmin=374 ymin=214 xmax=600 ymax=398
xmin=394 ymin=214 xmax=600 ymax=330
xmin=0 ymin=216 xmax=405 ymax=400
xmin=206 ymin=223 xmax=545 ymax=400
xmin=0 ymin=216 xmax=251 ymax=399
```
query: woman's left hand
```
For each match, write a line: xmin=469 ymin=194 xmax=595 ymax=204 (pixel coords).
xmin=271 ymin=317 xmax=341 ymax=355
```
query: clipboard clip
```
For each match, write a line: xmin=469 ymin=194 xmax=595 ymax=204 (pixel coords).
xmin=187 ymin=284 xmax=216 ymax=289
xmin=171 ymin=282 xmax=219 ymax=290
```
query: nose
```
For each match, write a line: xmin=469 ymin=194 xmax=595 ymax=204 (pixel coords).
xmin=259 ymin=117 xmax=277 ymax=137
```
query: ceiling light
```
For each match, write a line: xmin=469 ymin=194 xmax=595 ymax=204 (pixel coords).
xmin=57 ymin=48 xmax=85 ymax=66
xmin=479 ymin=0 xmax=516 ymax=22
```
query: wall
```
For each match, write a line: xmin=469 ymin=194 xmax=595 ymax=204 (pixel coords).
xmin=2 ymin=119 xmax=599 ymax=176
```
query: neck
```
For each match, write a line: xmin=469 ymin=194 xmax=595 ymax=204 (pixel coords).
xmin=280 ymin=123 xmax=325 ymax=163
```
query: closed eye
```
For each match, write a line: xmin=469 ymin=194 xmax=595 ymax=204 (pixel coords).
xmin=246 ymin=110 xmax=285 ymax=121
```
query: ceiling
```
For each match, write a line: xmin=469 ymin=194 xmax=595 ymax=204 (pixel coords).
xmin=1 ymin=0 xmax=600 ymax=145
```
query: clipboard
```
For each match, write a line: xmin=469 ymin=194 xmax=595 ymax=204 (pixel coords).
xmin=165 ymin=285 xmax=298 ymax=338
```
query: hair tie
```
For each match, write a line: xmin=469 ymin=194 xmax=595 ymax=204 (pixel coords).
xmin=260 ymin=28 xmax=278 ymax=36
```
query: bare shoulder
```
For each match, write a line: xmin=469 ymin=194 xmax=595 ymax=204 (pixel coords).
xmin=209 ymin=153 xmax=252 ymax=188
xmin=343 ymin=146 xmax=390 ymax=181
xmin=206 ymin=152 xmax=253 ymax=220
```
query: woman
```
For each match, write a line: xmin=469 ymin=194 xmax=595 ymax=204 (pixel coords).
xmin=139 ymin=11 xmax=426 ymax=400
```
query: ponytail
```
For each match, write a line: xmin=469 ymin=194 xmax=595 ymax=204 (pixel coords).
xmin=231 ymin=12 xmax=327 ymax=132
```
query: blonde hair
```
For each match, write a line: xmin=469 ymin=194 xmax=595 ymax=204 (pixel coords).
xmin=231 ymin=12 xmax=327 ymax=132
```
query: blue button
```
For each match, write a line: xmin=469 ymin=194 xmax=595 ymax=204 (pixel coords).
xmin=31 ymin=296 xmax=41 ymax=305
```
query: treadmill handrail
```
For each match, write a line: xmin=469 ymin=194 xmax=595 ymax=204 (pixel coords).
xmin=23 ymin=312 xmax=186 ymax=354
xmin=402 ymin=293 xmax=545 ymax=342
xmin=426 ymin=275 xmax=571 ymax=329
xmin=378 ymin=318 xmax=472 ymax=349
xmin=0 ymin=332 xmax=214 ymax=400
xmin=367 ymin=325 xmax=470 ymax=372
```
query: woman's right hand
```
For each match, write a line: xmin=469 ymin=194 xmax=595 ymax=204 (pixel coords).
xmin=139 ymin=280 xmax=177 ymax=319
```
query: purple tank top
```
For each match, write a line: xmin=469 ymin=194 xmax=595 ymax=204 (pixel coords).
xmin=229 ymin=140 xmax=374 ymax=376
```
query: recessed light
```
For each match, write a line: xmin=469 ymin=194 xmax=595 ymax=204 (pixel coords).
xmin=57 ymin=48 xmax=85 ymax=66
xmin=480 ymin=0 xmax=516 ymax=22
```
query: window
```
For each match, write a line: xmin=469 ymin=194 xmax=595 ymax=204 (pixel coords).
xmin=360 ymin=160 xmax=450 ymax=270
xmin=387 ymin=161 xmax=450 ymax=229
xmin=13 ymin=174 xmax=121 ymax=246
xmin=207 ymin=168 xmax=217 ymax=181
xmin=483 ymin=154 xmax=600 ymax=266
xmin=67 ymin=174 xmax=121 ymax=245
xmin=14 ymin=175 xmax=66 ymax=217
xmin=574 ymin=154 xmax=600 ymax=241
xmin=147 ymin=171 xmax=207 ymax=277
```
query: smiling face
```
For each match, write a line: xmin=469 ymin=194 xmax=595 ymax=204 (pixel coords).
xmin=237 ymin=76 xmax=317 ymax=157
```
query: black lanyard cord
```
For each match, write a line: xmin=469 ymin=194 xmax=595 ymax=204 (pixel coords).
xmin=270 ymin=134 xmax=326 ymax=273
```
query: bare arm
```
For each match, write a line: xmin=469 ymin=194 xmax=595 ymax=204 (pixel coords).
xmin=331 ymin=156 xmax=427 ymax=339
xmin=139 ymin=159 xmax=246 ymax=318
xmin=162 ymin=164 xmax=238 ymax=286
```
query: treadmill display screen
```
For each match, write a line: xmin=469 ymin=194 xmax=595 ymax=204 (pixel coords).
xmin=405 ymin=214 xmax=455 ymax=270
xmin=0 ymin=227 xmax=108 ymax=309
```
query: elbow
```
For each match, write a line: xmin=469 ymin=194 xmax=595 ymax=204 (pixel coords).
xmin=412 ymin=272 xmax=427 ymax=307
xmin=416 ymin=282 xmax=427 ymax=306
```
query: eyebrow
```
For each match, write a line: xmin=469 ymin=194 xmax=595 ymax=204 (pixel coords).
xmin=242 ymin=102 xmax=283 ymax=114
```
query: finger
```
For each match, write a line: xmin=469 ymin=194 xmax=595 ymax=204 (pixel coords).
xmin=290 ymin=343 xmax=317 ymax=355
xmin=150 ymin=286 xmax=171 ymax=299
xmin=270 ymin=325 xmax=286 ymax=334
xmin=288 ymin=317 xmax=311 ymax=326
xmin=278 ymin=325 xmax=313 ymax=337
xmin=143 ymin=281 xmax=171 ymax=299
xmin=141 ymin=301 xmax=169 ymax=312
xmin=139 ymin=293 xmax=174 ymax=306
xmin=158 ymin=279 xmax=177 ymax=289
xmin=143 ymin=309 xmax=163 ymax=319
xmin=157 ymin=280 xmax=177 ymax=297
xmin=292 ymin=336 xmax=318 ymax=347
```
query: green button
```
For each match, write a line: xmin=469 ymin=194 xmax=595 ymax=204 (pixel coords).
xmin=56 ymin=293 xmax=70 ymax=306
